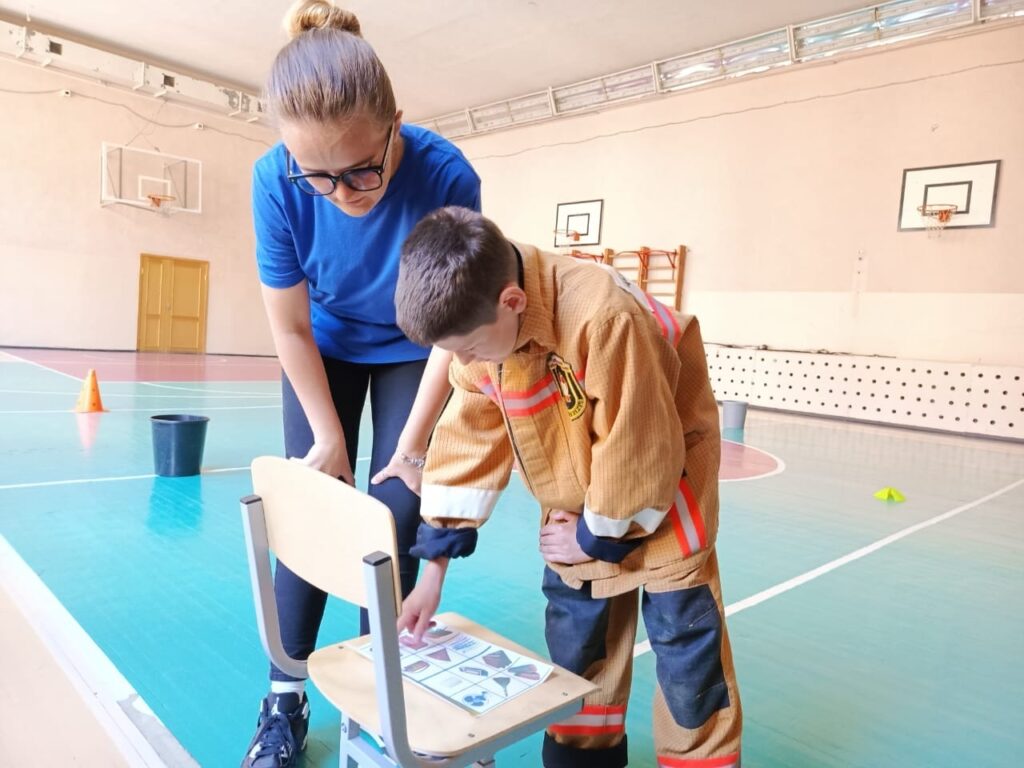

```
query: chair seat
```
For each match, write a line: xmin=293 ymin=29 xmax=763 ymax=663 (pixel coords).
xmin=307 ymin=611 xmax=596 ymax=758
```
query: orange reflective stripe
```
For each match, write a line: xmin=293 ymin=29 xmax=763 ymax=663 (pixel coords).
xmin=658 ymin=754 xmax=740 ymax=768
xmin=667 ymin=476 xmax=707 ymax=556
xmin=644 ymin=292 xmax=680 ymax=347
xmin=679 ymin=476 xmax=708 ymax=549
xmin=548 ymin=704 xmax=626 ymax=736
xmin=667 ymin=504 xmax=691 ymax=557
xmin=502 ymin=373 xmax=560 ymax=417
xmin=477 ymin=376 xmax=499 ymax=404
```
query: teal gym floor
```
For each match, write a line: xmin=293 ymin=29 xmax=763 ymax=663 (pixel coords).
xmin=1 ymin=347 xmax=1022 ymax=767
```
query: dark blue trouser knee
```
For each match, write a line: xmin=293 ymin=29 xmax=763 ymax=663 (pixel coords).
xmin=540 ymin=566 xmax=734 ymax=767
xmin=270 ymin=355 xmax=427 ymax=682
xmin=541 ymin=567 xmax=630 ymax=768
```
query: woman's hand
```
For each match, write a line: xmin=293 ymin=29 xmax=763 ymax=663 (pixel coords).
xmin=298 ymin=439 xmax=354 ymax=485
xmin=377 ymin=347 xmax=452 ymax=496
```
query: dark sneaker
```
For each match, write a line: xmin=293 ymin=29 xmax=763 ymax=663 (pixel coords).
xmin=240 ymin=692 xmax=310 ymax=768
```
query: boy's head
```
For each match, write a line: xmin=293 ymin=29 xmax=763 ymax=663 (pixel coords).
xmin=397 ymin=207 xmax=526 ymax=364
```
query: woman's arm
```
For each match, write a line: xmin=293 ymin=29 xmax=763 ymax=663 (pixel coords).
xmin=262 ymin=281 xmax=354 ymax=484
xmin=371 ymin=346 xmax=453 ymax=494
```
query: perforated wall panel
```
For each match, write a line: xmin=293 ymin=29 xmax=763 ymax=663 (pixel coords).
xmin=705 ymin=345 xmax=1022 ymax=441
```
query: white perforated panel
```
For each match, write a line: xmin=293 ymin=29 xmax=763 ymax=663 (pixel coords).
xmin=705 ymin=345 xmax=1022 ymax=441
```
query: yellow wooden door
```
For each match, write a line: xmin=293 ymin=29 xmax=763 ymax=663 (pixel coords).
xmin=137 ymin=254 xmax=209 ymax=353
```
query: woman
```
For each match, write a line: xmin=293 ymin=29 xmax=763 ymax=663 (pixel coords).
xmin=242 ymin=2 xmax=480 ymax=766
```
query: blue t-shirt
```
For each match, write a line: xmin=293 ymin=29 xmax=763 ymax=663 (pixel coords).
xmin=252 ymin=124 xmax=481 ymax=363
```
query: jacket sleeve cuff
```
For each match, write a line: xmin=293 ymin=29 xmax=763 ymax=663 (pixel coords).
xmin=410 ymin=523 xmax=478 ymax=560
xmin=576 ymin=515 xmax=642 ymax=563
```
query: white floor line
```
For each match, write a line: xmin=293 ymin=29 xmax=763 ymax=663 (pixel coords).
xmin=21 ymin=360 xmax=277 ymax=368
xmin=3 ymin=350 xmax=83 ymax=381
xmin=0 ymin=404 xmax=282 ymax=414
xmin=0 ymin=535 xmax=196 ymax=767
xmin=140 ymin=382 xmax=280 ymax=396
xmin=0 ymin=388 xmax=280 ymax=399
xmin=0 ymin=468 xmax=247 ymax=491
xmin=719 ymin=439 xmax=787 ymax=483
xmin=0 ymin=459 xmax=371 ymax=491
xmin=633 ymin=476 xmax=1024 ymax=658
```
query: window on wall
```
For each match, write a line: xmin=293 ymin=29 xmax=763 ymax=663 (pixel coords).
xmin=423 ymin=0 xmax=1017 ymax=139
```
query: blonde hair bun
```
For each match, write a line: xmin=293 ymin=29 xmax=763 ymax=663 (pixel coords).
xmin=284 ymin=0 xmax=361 ymax=39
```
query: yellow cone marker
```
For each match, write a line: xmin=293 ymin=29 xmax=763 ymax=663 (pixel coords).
xmin=873 ymin=487 xmax=906 ymax=503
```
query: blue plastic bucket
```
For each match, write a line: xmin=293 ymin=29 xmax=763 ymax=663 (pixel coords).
xmin=150 ymin=414 xmax=209 ymax=477
xmin=721 ymin=400 xmax=748 ymax=430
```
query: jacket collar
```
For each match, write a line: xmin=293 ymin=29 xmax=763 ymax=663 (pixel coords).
xmin=511 ymin=242 xmax=556 ymax=353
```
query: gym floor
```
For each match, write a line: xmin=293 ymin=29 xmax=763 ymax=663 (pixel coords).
xmin=1 ymin=347 xmax=1021 ymax=767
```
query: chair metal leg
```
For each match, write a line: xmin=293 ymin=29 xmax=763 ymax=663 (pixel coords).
xmin=340 ymin=713 xmax=361 ymax=768
xmin=240 ymin=495 xmax=308 ymax=680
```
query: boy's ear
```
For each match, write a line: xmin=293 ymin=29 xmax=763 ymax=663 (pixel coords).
xmin=499 ymin=284 xmax=527 ymax=315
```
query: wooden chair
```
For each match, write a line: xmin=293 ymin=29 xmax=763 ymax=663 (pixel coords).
xmin=241 ymin=456 xmax=596 ymax=768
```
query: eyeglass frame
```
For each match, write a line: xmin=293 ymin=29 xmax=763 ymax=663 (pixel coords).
xmin=285 ymin=120 xmax=396 ymax=195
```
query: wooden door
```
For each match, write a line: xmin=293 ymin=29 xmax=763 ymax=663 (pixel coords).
xmin=137 ymin=254 xmax=209 ymax=353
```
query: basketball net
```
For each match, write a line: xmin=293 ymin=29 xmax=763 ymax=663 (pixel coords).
xmin=147 ymin=194 xmax=177 ymax=217
xmin=917 ymin=204 xmax=957 ymax=237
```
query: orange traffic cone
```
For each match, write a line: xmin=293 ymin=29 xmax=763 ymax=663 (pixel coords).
xmin=74 ymin=369 xmax=107 ymax=413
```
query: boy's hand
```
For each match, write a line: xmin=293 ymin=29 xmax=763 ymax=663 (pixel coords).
xmin=539 ymin=510 xmax=592 ymax=565
xmin=370 ymin=450 xmax=423 ymax=496
xmin=397 ymin=558 xmax=448 ymax=642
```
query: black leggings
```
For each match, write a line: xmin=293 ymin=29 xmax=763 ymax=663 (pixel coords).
xmin=270 ymin=355 xmax=427 ymax=681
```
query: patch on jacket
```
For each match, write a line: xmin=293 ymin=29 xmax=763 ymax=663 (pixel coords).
xmin=548 ymin=353 xmax=586 ymax=420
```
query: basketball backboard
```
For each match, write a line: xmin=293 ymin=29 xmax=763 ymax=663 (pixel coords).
xmin=100 ymin=143 xmax=202 ymax=214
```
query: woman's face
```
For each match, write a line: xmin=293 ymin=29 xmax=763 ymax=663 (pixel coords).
xmin=281 ymin=113 xmax=401 ymax=217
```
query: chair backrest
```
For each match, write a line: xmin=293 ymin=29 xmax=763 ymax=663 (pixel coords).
xmin=250 ymin=455 xmax=400 ymax=609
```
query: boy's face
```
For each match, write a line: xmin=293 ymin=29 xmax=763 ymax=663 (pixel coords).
xmin=435 ymin=285 xmax=526 ymax=365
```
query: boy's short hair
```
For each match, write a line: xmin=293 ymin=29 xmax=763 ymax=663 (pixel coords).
xmin=397 ymin=206 xmax=518 ymax=346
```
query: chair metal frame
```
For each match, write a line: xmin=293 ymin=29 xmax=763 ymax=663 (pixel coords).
xmin=241 ymin=463 xmax=589 ymax=768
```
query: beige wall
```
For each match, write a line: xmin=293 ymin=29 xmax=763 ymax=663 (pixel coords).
xmin=3 ymin=26 xmax=1021 ymax=364
xmin=0 ymin=58 xmax=276 ymax=355
xmin=458 ymin=25 xmax=1024 ymax=366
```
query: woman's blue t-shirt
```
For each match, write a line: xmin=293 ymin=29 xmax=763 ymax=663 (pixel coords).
xmin=252 ymin=124 xmax=481 ymax=364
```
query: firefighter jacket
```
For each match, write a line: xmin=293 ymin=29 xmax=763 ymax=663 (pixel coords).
xmin=414 ymin=243 xmax=722 ymax=598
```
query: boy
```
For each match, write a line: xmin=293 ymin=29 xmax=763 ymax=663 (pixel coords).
xmin=394 ymin=207 xmax=741 ymax=768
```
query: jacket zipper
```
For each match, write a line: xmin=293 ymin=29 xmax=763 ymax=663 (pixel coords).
xmin=498 ymin=362 xmax=534 ymax=493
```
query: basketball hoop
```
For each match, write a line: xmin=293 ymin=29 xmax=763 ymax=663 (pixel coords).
xmin=553 ymin=228 xmax=581 ymax=243
xmin=146 ymin=193 xmax=177 ymax=215
xmin=917 ymin=203 xmax=957 ymax=235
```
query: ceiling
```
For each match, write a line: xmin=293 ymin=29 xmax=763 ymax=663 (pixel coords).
xmin=1 ymin=1 xmax=873 ymax=121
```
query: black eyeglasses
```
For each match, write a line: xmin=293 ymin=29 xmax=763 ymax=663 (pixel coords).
xmin=286 ymin=123 xmax=395 ymax=196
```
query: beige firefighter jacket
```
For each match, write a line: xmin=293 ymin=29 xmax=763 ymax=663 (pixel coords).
xmin=420 ymin=244 xmax=721 ymax=597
